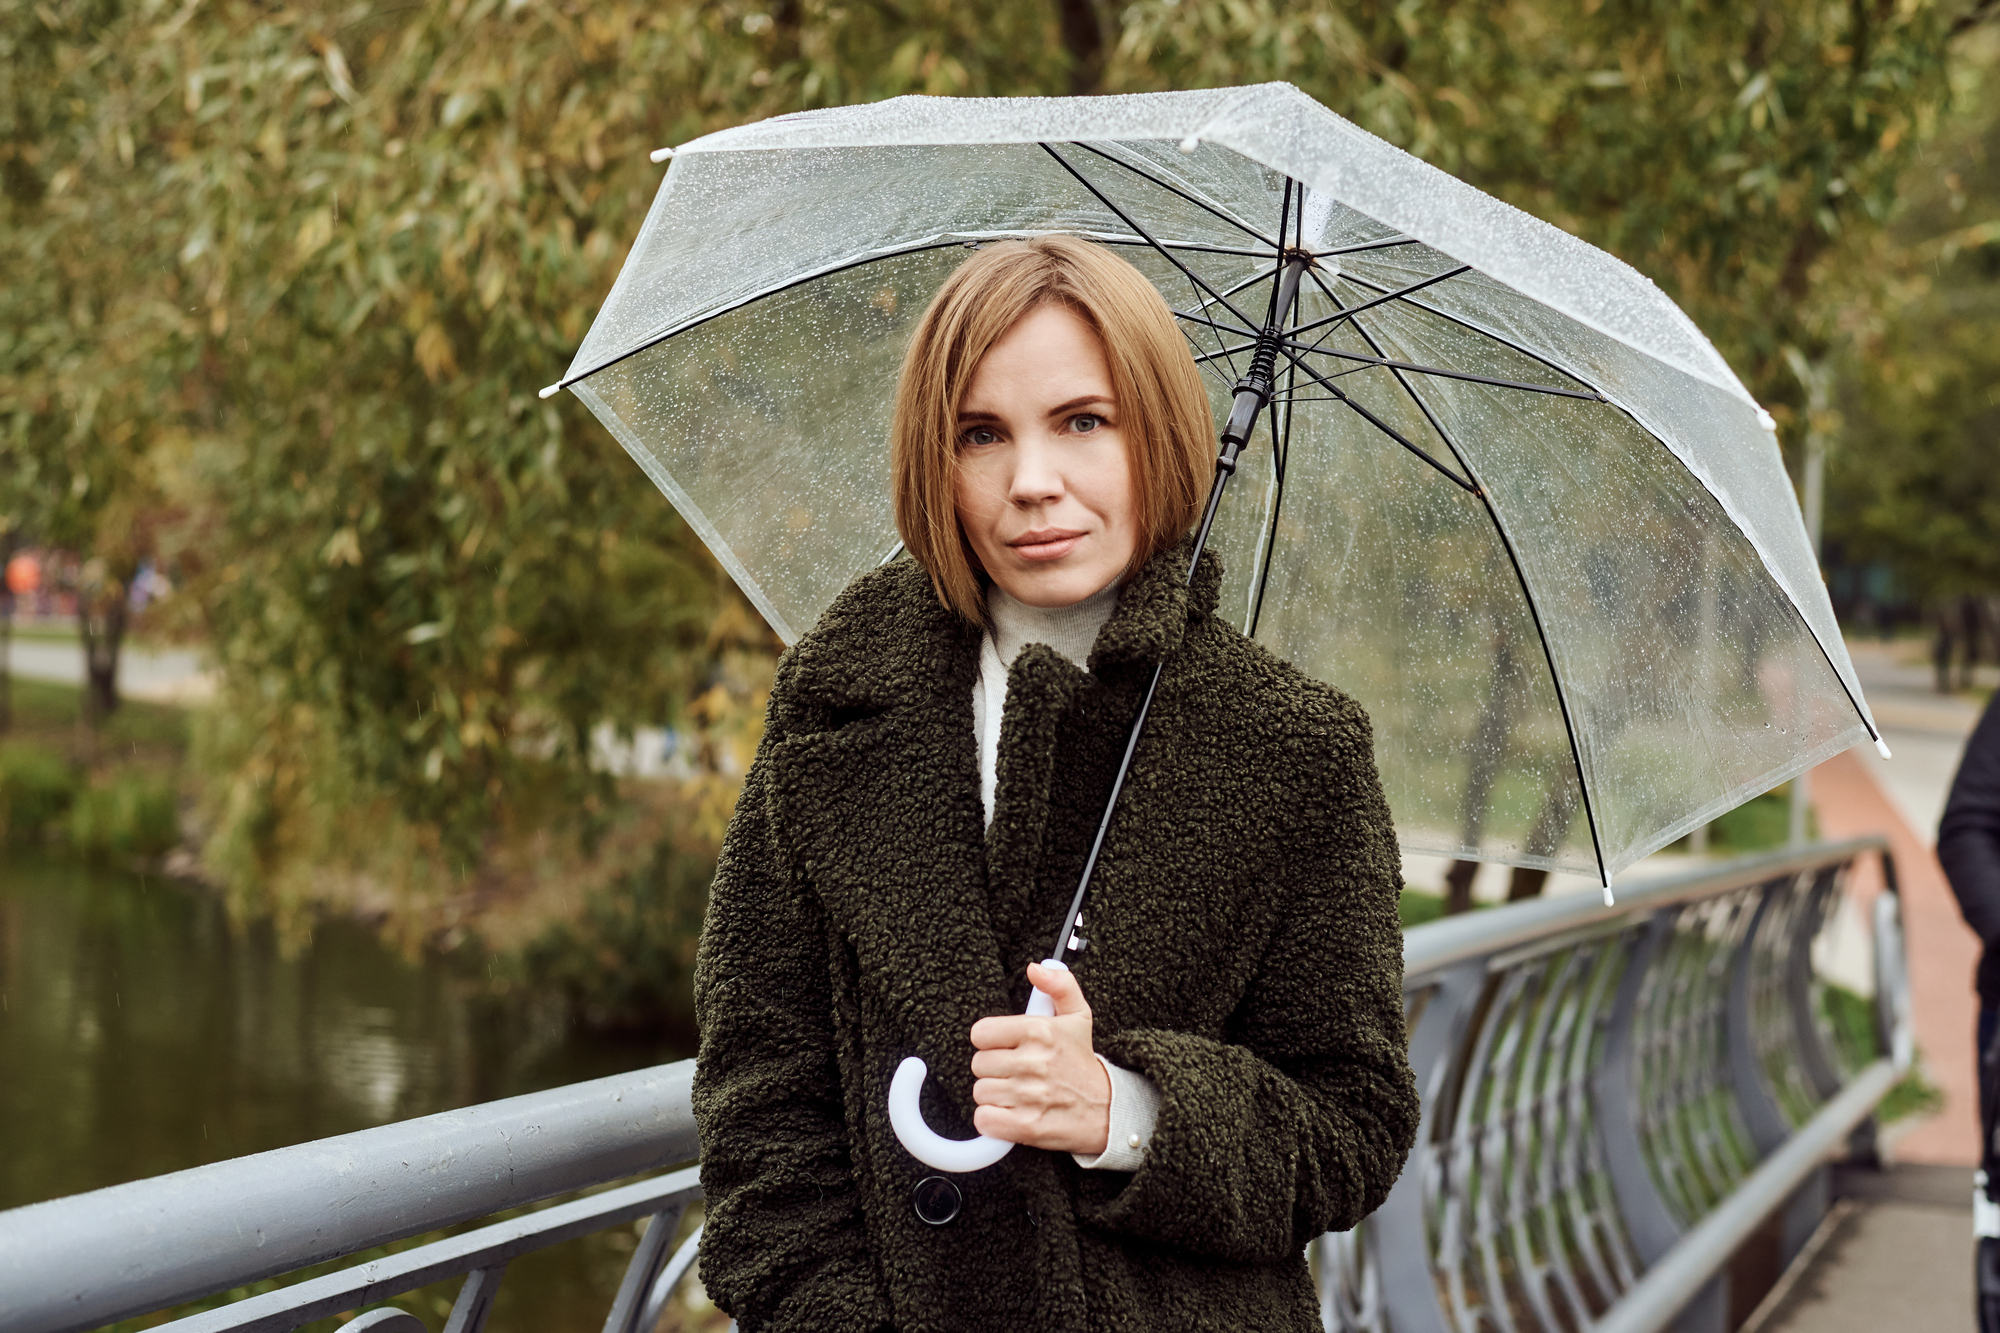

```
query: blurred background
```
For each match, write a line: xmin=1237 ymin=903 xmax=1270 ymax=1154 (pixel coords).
xmin=3 ymin=0 xmax=1999 ymax=1326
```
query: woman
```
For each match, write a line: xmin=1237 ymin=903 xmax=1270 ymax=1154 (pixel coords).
xmin=692 ymin=235 xmax=1417 ymax=1333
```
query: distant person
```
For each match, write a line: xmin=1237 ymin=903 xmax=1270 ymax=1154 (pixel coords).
xmin=1937 ymin=692 xmax=2000 ymax=1331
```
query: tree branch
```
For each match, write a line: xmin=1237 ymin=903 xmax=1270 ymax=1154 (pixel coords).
xmin=1954 ymin=0 xmax=2000 ymax=36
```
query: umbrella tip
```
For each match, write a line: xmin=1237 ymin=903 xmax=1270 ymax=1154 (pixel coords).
xmin=1600 ymin=879 xmax=1616 ymax=907
xmin=538 ymin=382 xmax=563 ymax=400
xmin=1755 ymin=406 xmax=1777 ymax=432
xmin=1178 ymin=136 xmax=1200 ymax=154
xmin=1875 ymin=735 xmax=1893 ymax=760
xmin=650 ymin=146 xmax=675 ymax=163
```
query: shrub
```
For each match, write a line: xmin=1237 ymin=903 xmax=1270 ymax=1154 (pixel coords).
xmin=0 ymin=745 xmax=80 ymax=843
xmin=67 ymin=769 xmax=181 ymax=862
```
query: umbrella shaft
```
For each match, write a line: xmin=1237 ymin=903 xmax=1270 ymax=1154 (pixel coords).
xmin=1047 ymin=252 xmax=1311 ymax=967
xmin=1218 ymin=253 xmax=1311 ymax=473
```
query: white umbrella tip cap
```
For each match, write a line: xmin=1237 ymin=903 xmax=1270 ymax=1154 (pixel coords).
xmin=538 ymin=383 xmax=562 ymax=400
xmin=1755 ymin=406 xmax=1778 ymax=432
xmin=650 ymin=147 xmax=675 ymax=163
xmin=1600 ymin=882 xmax=1616 ymax=907
xmin=1178 ymin=136 xmax=1200 ymax=154
xmin=1876 ymin=736 xmax=1893 ymax=760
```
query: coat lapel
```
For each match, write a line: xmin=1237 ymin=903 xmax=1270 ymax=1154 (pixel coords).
xmin=763 ymin=562 xmax=1012 ymax=1058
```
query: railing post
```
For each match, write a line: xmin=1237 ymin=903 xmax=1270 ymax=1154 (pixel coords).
xmin=440 ymin=1265 xmax=506 ymax=1333
xmin=602 ymin=1204 xmax=690 ymax=1333
xmin=1593 ymin=913 xmax=1731 ymax=1332
xmin=1725 ymin=883 xmax=1792 ymax=1159
xmin=1374 ymin=962 xmax=1485 ymax=1333
xmin=1787 ymin=868 xmax=1847 ymax=1104
xmin=1594 ymin=914 xmax=1682 ymax=1266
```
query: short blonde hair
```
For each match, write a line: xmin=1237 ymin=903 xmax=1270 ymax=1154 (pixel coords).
xmin=890 ymin=236 xmax=1214 ymax=623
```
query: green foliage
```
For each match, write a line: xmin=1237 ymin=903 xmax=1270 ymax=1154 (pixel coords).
xmin=67 ymin=768 xmax=180 ymax=861
xmin=0 ymin=745 xmax=79 ymax=843
xmin=1821 ymin=980 xmax=1944 ymax=1124
xmin=1399 ymin=887 xmax=1450 ymax=927
xmin=1710 ymin=786 xmax=1805 ymax=852
xmin=1110 ymin=0 xmax=1957 ymax=426
xmin=509 ymin=820 xmax=718 ymax=1033
xmin=1828 ymin=29 xmax=2000 ymax=603
xmin=0 ymin=0 xmax=1981 ymax=983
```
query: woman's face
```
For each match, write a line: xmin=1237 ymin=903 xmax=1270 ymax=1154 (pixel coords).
xmin=953 ymin=303 xmax=1138 ymax=609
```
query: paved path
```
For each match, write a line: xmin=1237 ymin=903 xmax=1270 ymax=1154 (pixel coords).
xmin=1 ymin=636 xmax=210 ymax=703
xmin=1814 ymin=640 xmax=1987 ymax=1167
xmin=1749 ymin=1165 xmax=1973 ymax=1332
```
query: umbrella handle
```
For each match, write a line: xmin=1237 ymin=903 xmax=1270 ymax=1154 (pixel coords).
xmin=887 ymin=962 xmax=1061 ymax=1173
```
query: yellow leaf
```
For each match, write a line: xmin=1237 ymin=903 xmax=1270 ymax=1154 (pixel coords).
xmin=322 ymin=527 xmax=362 ymax=567
xmin=294 ymin=208 xmax=334 ymax=262
xmin=414 ymin=323 xmax=458 ymax=382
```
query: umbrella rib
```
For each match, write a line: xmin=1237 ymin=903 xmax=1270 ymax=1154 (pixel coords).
xmin=1070 ymin=140 xmax=1281 ymax=248
xmin=1183 ymin=262 xmax=1281 ymax=379
xmin=1040 ymin=143 xmax=1265 ymax=334
xmin=1319 ymin=235 xmax=1422 ymax=257
xmin=1287 ymin=265 xmax=1472 ymax=341
xmin=550 ymin=238 xmax=981 ymax=392
xmin=1271 ymin=344 xmax=1476 ymax=493
xmin=1314 ymin=268 xmax=1613 ymax=888
xmin=1192 ymin=340 xmax=1258 ymax=367
xmin=1174 ymin=308 xmax=1263 ymax=341
xmin=1277 ymin=338 xmax=1605 ymax=401
xmin=1335 ymin=272 xmax=1600 ymax=392
xmin=1094 ymin=237 xmax=1283 ymax=259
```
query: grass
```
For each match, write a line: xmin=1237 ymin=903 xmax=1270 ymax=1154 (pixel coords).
xmin=0 ymin=674 xmax=190 ymax=770
xmin=1399 ymin=888 xmax=1450 ymax=928
xmin=1822 ymin=982 xmax=1945 ymax=1124
xmin=0 ymin=675 xmax=190 ymax=861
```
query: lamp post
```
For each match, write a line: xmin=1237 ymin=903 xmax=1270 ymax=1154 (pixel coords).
xmin=1784 ymin=347 xmax=1833 ymax=848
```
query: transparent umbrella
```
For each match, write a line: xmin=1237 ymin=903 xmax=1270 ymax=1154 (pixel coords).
xmin=545 ymin=82 xmax=1884 ymax=896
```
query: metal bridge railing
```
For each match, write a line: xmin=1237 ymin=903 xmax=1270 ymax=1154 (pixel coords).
xmin=1324 ymin=835 xmax=1910 ymax=1333
xmin=0 ymin=838 xmax=1908 ymax=1333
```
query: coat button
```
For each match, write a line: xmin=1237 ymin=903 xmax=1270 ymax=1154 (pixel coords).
xmin=912 ymin=1175 xmax=962 ymax=1226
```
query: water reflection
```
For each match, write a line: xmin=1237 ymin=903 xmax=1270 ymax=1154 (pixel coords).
xmin=0 ymin=853 xmax=700 ymax=1331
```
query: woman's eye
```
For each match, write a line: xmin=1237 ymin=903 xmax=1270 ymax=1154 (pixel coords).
xmin=961 ymin=427 xmax=1000 ymax=448
xmin=1069 ymin=414 xmax=1101 ymax=434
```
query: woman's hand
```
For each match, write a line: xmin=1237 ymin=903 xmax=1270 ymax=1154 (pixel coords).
xmin=968 ymin=961 xmax=1112 ymax=1155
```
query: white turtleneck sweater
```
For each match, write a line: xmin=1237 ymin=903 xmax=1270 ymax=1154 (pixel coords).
xmin=972 ymin=581 xmax=1161 ymax=1172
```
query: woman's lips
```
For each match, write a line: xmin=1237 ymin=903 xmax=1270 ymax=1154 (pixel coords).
xmin=1008 ymin=529 xmax=1086 ymax=562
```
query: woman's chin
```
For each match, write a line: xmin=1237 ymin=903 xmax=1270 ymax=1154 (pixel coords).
xmin=991 ymin=558 xmax=1122 ymax=609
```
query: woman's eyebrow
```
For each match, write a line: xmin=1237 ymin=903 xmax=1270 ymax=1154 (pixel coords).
xmin=1048 ymin=394 xmax=1114 ymax=415
xmin=956 ymin=408 xmax=1002 ymax=423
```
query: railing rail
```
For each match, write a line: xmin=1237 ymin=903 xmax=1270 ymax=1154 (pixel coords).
xmin=0 ymin=839 xmax=1909 ymax=1333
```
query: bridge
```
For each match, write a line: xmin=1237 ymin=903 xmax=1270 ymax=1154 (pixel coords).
xmin=0 ymin=838 xmax=1915 ymax=1333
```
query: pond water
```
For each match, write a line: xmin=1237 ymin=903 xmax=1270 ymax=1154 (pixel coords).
xmin=0 ymin=854 xmax=708 ymax=1332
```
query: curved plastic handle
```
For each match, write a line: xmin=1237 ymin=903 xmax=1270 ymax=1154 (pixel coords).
xmin=887 ymin=959 xmax=1063 ymax=1173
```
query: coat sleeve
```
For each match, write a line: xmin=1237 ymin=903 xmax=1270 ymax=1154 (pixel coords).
xmin=692 ymin=737 xmax=895 ymax=1332
xmin=1085 ymin=714 xmax=1419 ymax=1262
xmin=1940 ymin=693 xmax=2000 ymax=948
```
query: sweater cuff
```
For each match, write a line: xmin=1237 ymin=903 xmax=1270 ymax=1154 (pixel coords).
xmin=1071 ymin=1055 xmax=1161 ymax=1171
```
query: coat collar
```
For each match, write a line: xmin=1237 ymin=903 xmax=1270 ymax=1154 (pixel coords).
xmin=778 ymin=535 xmax=1221 ymax=717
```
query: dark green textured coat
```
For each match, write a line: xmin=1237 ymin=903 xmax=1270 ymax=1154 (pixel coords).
xmin=691 ymin=539 xmax=1417 ymax=1333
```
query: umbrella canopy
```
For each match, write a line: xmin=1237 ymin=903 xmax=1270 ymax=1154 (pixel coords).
xmin=548 ymin=83 xmax=1881 ymax=887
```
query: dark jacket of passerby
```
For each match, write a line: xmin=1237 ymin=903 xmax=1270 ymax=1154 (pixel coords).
xmin=1940 ymin=693 xmax=2000 ymax=1007
xmin=689 ymin=541 xmax=1418 ymax=1333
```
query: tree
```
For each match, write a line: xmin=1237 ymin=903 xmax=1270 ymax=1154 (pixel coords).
xmin=1827 ymin=26 xmax=2000 ymax=679
xmin=6 ymin=0 xmax=1984 ymax=948
xmin=1 ymin=0 xmax=187 ymax=725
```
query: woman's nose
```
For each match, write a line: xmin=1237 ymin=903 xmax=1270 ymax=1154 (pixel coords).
xmin=1007 ymin=438 xmax=1065 ymax=506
